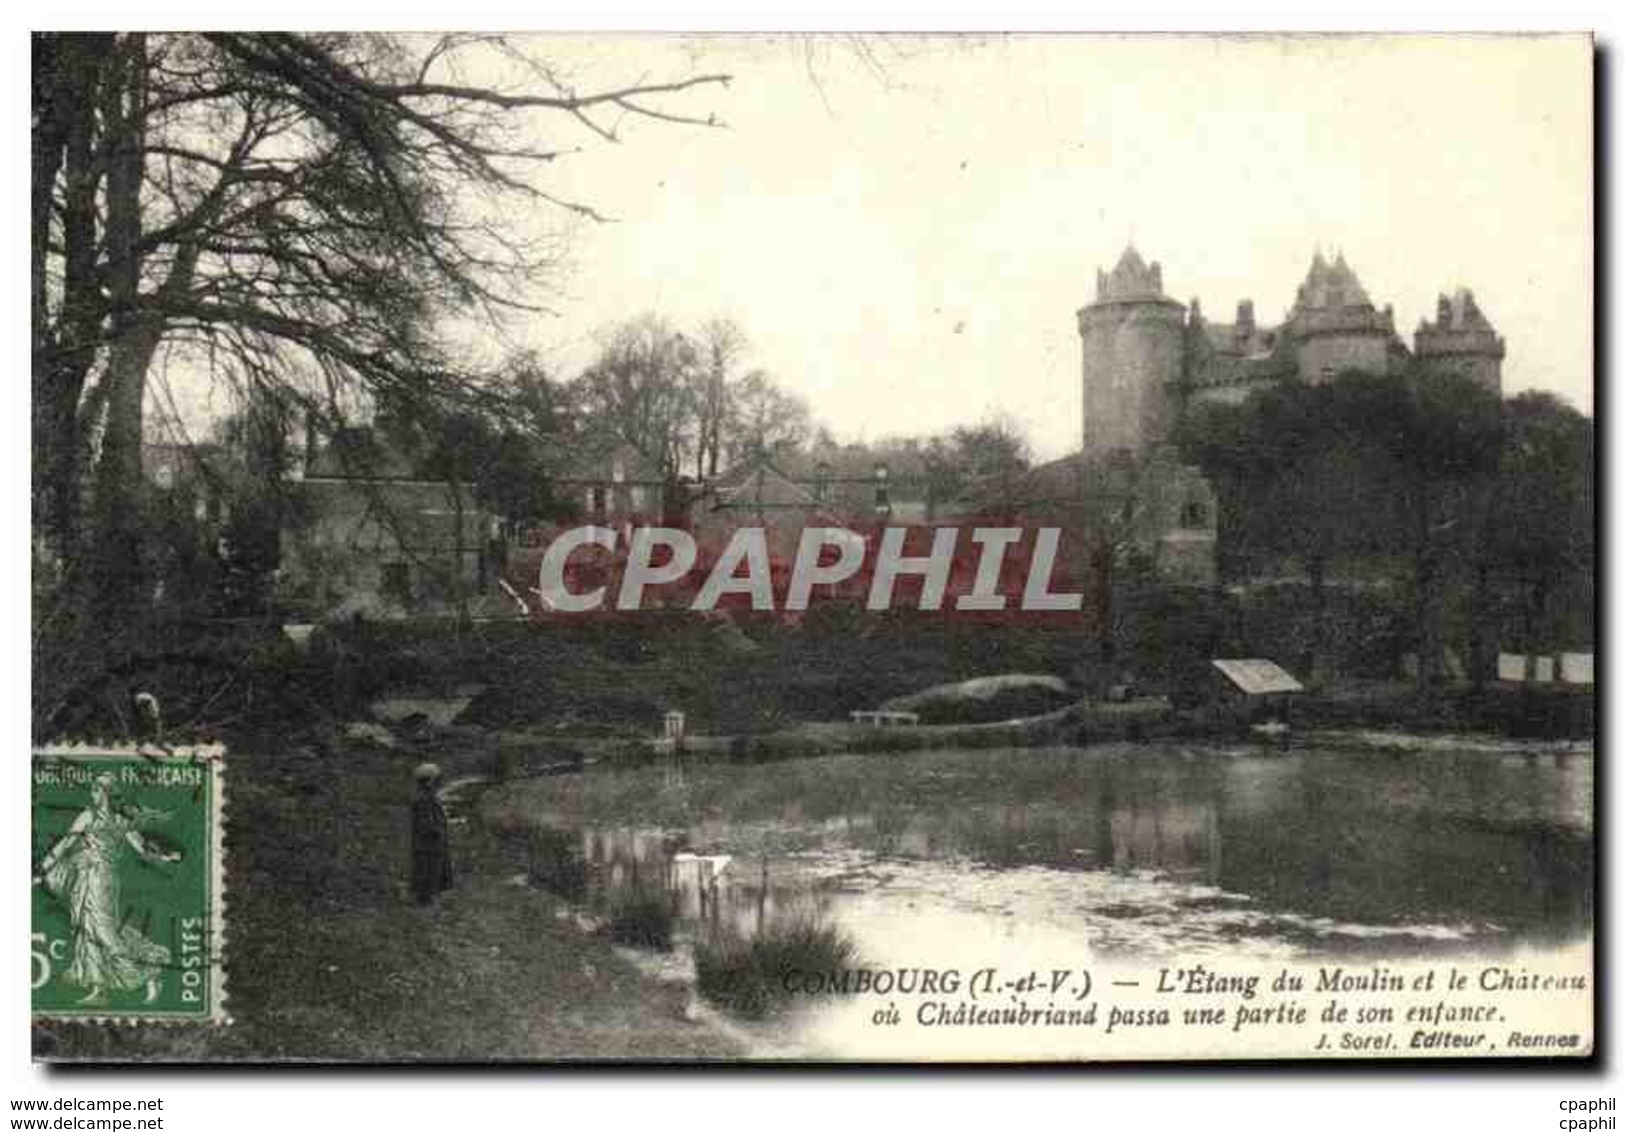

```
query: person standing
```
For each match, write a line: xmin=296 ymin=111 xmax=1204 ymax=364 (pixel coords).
xmin=411 ymin=763 xmax=454 ymax=906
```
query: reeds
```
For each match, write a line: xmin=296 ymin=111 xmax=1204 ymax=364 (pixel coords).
xmin=605 ymin=887 xmax=676 ymax=951
xmin=693 ymin=912 xmax=858 ymax=1018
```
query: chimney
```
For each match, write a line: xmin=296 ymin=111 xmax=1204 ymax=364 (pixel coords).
xmin=1237 ymin=299 xmax=1255 ymax=337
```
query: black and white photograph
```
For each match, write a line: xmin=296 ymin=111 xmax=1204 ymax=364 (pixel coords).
xmin=20 ymin=26 xmax=1596 ymax=1078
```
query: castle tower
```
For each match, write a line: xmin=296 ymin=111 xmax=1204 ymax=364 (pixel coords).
xmin=1077 ymin=245 xmax=1187 ymax=455
xmin=1286 ymin=250 xmax=1400 ymax=382
xmin=1413 ymin=288 xmax=1505 ymax=395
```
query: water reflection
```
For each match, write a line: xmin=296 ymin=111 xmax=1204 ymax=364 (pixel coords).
xmin=513 ymin=741 xmax=1592 ymax=961
xmin=533 ymin=821 xmax=817 ymax=940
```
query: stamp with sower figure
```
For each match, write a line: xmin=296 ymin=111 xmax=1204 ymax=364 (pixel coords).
xmin=31 ymin=746 xmax=226 ymax=1023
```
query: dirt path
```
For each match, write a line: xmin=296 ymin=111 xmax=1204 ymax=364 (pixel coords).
xmin=410 ymin=863 xmax=744 ymax=1061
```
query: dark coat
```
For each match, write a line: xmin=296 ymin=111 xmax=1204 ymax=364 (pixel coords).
xmin=411 ymin=788 xmax=453 ymax=903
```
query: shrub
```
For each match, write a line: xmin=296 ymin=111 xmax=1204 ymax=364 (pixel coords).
xmin=525 ymin=827 xmax=586 ymax=901
xmin=693 ymin=911 xmax=858 ymax=1018
xmin=605 ymin=888 xmax=676 ymax=951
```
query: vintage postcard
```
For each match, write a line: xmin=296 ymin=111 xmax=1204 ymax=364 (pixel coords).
xmin=29 ymin=32 xmax=1593 ymax=1062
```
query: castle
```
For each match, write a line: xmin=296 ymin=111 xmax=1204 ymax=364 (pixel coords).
xmin=1078 ymin=245 xmax=1506 ymax=457
xmin=1004 ymin=246 xmax=1511 ymax=585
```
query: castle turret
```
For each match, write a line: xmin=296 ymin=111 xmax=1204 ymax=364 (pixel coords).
xmin=1286 ymin=250 xmax=1400 ymax=382
xmin=1413 ymin=288 xmax=1505 ymax=395
xmin=1077 ymin=245 xmax=1187 ymax=456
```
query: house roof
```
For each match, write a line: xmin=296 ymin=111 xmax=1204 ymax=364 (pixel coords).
xmin=778 ymin=445 xmax=929 ymax=483
xmin=975 ymin=453 xmax=1086 ymax=508
xmin=1211 ymin=658 xmax=1304 ymax=695
xmin=553 ymin=438 xmax=664 ymax=484
xmin=306 ymin=428 xmax=422 ymax=479
xmin=1188 ymin=344 xmax=1297 ymax=389
xmin=1197 ymin=320 xmax=1281 ymax=359
xmin=704 ymin=460 xmax=826 ymax=511
xmin=297 ymin=478 xmax=491 ymax=549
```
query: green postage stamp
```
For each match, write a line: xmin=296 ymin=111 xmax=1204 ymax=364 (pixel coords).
xmin=31 ymin=745 xmax=226 ymax=1023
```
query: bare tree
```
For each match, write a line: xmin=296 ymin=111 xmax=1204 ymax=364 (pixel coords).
xmin=725 ymin=369 xmax=813 ymax=467
xmin=689 ymin=316 xmax=747 ymax=480
xmin=31 ymin=32 xmax=731 ymax=617
xmin=574 ymin=314 xmax=701 ymax=476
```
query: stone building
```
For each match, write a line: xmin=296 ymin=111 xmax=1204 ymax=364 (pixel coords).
xmin=279 ymin=428 xmax=502 ymax=620
xmin=552 ymin=439 xmax=666 ymax=524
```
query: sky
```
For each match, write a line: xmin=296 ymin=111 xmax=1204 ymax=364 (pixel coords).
xmin=477 ymin=33 xmax=1592 ymax=461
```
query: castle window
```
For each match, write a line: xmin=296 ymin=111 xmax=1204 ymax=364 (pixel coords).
xmin=1180 ymin=500 xmax=1208 ymax=529
xmin=382 ymin=562 xmax=413 ymax=607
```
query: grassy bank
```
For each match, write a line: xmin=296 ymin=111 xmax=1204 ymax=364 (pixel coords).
xmin=1291 ymin=679 xmax=1595 ymax=739
xmin=34 ymin=721 xmax=742 ymax=1062
xmin=391 ymin=614 xmax=1099 ymax=736
xmin=300 ymin=614 xmax=1591 ymax=743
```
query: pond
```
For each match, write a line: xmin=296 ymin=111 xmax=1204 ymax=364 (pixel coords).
xmin=487 ymin=739 xmax=1593 ymax=1056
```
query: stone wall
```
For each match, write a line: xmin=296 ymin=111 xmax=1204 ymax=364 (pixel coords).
xmin=1293 ymin=332 xmax=1394 ymax=383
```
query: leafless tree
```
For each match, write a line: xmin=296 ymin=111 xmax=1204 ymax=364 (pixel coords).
xmin=574 ymin=314 xmax=701 ymax=477
xmin=32 ymin=32 xmax=731 ymax=617
xmin=725 ymin=369 xmax=813 ymax=467
xmin=689 ymin=317 xmax=748 ymax=480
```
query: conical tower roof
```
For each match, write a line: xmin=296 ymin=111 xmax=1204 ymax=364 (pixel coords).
xmin=1295 ymin=248 xmax=1372 ymax=311
xmin=1115 ymin=244 xmax=1149 ymax=276
xmin=1093 ymin=243 xmax=1173 ymax=303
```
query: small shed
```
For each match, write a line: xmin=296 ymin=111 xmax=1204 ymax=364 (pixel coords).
xmin=1209 ymin=658 xmax=1304 ymax=725
xmin=1559 ymin=652 xmax=1594 ymax=686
